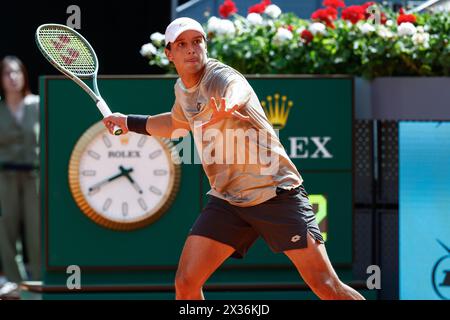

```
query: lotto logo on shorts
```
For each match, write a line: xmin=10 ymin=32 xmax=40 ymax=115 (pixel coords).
xmin=291 ymin=235 xmax=301 ymax=243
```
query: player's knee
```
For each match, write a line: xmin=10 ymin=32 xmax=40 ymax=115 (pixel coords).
xmin=175 ymin=271 xmax=202 ymax=293
xmin=308 ymin=274 xmax=341 ymax=298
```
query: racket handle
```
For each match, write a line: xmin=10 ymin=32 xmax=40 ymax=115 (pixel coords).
xmin=96 ymin=98 xmax=112 ymax=117
xmin=96 ymin=99 xmax=123 ymax=136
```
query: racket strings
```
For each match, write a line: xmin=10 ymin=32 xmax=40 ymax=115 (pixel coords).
xmin=37 ymin=28 xmax=96 ymax=76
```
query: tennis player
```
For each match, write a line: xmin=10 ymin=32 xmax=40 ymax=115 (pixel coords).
xmin=103 ymin=17 xmax=365 ymax=300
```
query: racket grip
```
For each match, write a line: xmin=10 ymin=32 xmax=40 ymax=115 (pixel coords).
xmin=96 ymin=99 xmax=123 ymax=136
xmin=96 ymin=98 xmax=112 ymax=117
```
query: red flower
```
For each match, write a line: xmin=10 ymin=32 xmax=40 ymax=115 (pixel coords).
xmin=248 ymin=0 xmax=271 ymax=14
xmin=286 ymin=25 xmax=294 ymax=32
xmin=301 ymin=29 xmax=314 ymax=44
xmin=397 ymin=13 xmax=416 ymax=25
xmin=380 ymin=12 xmax=387 ymax=24
xmin=326 ymin=6 xmax=338 ymax=19
xmin=323 ymin=0 xmax=345 ymax=8
xmin=341 ymin=5 xmax=366 ymax=24
xmin=219 ymin=0 xmax=238 ymax=18
xmin=311 ymin=7 xmax=337 ymax=28
xmin=248 ymin=3 xmax=265 ymax=14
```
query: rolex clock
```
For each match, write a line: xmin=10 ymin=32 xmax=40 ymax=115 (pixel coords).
xmin=68 ymin=122 xmax=181 ymax=231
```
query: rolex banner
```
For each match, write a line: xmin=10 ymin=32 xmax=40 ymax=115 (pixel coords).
xmin=41 ymin=76 xmax=353 ymax=287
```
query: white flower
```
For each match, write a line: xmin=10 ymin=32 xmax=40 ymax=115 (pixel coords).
xmin=219 ymin=19 xmax=236 ymax=35
xmin=345 ymin=21 xmax=353 ymax=28
xmin=207 ymin=16 xmax=235 ymax=36
xmin=385 ymin=20 xmax=394 ymax=27
xmin=262 ymin=19 xmax=275 ymax=28
xmin=265 ymin=4 xmax=282 ymax=19
xmin=234 ymin=19 xmax=249 ymax=35
xmin=412 ymin=31 xmax=430 ymax=47
xmin=397 ymin=22 xmax=416 ymax=36
xmin=272 ymin=27 xmax=293 ymax=45
xmin=377 ymin=25 xmax=394 ymax=39
xmin=140 ymin=43 xmax=157 ymax=58
xmin=160 ymin=57 xmax=169 ymax=66
xmin=416 ymin=26 xmax=424 ymax=33
xmin=247 ymin=13 xmax=263 ymax=25
xmin=296 ymin=26 xmax=306 ymax=35
xmin=358 ymin=23 xmax=375 ymax=34
xmin=309 ymin=22 xmax=326 ymax=36
xmin=207 ymin=16 xmax=221 ymax=33
xmin=150 ymin=32 xmax=165 ymax=46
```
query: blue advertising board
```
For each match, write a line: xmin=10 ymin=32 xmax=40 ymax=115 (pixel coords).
xmin=399 ymin=122 xmax=450 ymax=300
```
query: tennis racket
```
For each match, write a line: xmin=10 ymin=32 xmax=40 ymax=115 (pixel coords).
xmin=35 ymin=23 xmax=123 ymax=135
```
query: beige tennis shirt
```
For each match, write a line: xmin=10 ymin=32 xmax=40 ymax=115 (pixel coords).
xmin=171 ymin=58 xmax=302 ymax=207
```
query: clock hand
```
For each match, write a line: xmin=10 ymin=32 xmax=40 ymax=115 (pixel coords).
xmin=126 ymin=174 xmax=143 ymax=195
xmin=119 ymin=166 xmax=143 ymax=195
xmin=88 ymin=167 xmax=132 ymax=194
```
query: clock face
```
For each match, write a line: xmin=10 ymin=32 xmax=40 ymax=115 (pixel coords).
xmin=68 ymin=122 xmax=180 ymax=231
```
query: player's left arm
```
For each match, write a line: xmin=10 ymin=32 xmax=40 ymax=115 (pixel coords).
xmin=223 ymin=79 xmax=252 ymax=113
xmin=201 ymin=77 xmax=251 ymax=128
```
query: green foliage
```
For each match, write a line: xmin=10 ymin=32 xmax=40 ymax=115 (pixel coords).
xmin=142 ymin=6 xmax=450 ymax=78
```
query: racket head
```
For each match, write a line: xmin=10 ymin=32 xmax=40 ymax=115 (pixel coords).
xmin=35 ymin=24 xmax=98 ymax=78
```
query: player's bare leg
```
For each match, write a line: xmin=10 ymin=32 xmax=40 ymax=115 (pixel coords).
xmin=284 ymin=232 xmax=365 ymax=300
xmin=175 ymin=235 xmax=235 ymax=300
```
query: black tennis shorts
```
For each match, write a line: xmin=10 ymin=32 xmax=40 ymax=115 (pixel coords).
xmin=189 ymin=185 xmax=324 ymax=259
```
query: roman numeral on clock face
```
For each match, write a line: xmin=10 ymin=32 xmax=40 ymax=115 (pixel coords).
xmin=81 ymin=170 xmax=96 ymax=177
xmin=103 ymin=198 xmax=112 ymax=211
xmin=154 ymin=169 xmax=168 ymax=176
xmin=138 ymin=136 xmax=147 ymax=148
xmin=149 ymin=186 xmax=162 ymax=196
xmin=138 ymin=198 xmax=148 ymax=211
xmin=88 ymin=150 xmax=101 ymax=160
xmin=122 ymin=202 xmax=129 ymax=217
xmin=149 ymin=150 xmax=162 ymax=159
xmin=102 ymin=135 xmax=112 ymax=148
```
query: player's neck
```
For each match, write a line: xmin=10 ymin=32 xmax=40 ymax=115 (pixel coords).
xmin=179 ymin=66 xmax=205 ymax=89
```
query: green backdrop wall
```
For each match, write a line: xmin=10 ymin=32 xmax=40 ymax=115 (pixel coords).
xmin=39 ymin=75 xmax=355 ymax=298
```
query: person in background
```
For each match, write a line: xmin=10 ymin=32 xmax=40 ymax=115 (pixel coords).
xmin=0 ymin=56 xmax=40 ymax=298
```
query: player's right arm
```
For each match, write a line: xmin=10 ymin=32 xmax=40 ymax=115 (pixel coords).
xmin=103 ymin=112 xmax=190 ymax=138
xmin=146 ymin=112 xmax=190 ymax=138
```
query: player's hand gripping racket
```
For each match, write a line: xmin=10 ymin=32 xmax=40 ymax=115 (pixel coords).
xmin=35 ymin=24 xmax=123 ymax=135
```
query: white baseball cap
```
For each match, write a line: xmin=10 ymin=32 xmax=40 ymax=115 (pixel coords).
xmin=165 ymin=17 xmax=207 ymax=46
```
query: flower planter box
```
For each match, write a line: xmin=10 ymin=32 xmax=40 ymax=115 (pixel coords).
xmin=355 ymin=77 xmax=450 ymax=120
